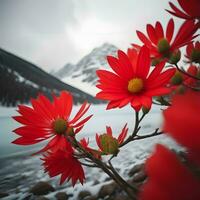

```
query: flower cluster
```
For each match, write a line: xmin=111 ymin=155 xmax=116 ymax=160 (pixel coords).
xmin=96 ymin=46 xmax=175 ymax=111
xmin=11 ymin=0 xmax=200 ymax=199
xmin=132 ymin=19 xmax=198 ymax=64
xmin=12 ymin=91 xmax=92 ymax=185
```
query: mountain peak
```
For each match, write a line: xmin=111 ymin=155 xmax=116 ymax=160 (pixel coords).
xmin=54 ymin=43 xmax=118 ymax=96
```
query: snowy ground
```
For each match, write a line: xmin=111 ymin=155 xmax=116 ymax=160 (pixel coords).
xmin=0 ymin=104 xmax=180 ymax=200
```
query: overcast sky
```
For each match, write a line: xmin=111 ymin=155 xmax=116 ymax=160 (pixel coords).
xmin=0 ymin=0 xmax=176 ymax=72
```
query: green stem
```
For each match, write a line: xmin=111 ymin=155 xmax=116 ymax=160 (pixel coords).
xmin=175 ymin=63 xmax=200 ymax=81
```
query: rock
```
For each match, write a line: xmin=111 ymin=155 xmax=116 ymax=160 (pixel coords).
xmin=0 ymin=192 xmax=9 ymax=198
xmin=35 ymin=196 xmax=49 ymax=200
xmin=92 ymin=179 xmax=100 ymax=185
xmin=55 ymin=192 xmax=68 ymax=200
xmin=22 ymin=194 xmax=33 ymax=200
xmin=83 ymin=196 xmax=97 ymax=200
xmin=132 ymin=171 xmax=146 ymax=183
xmin=30 ymin=182 xmax=55 ymax=195
xmin=98 ymin=182 xmax=118 ymax=198
xmin=78 ymin=190 xmax=91 ymax=200
xmin=104 ymin=176 xmax=112 ymax=182
xmin=128 ymin=164 xmax=144 ymax=177
xmin=113 ymin=193 xmax=131 ymax=200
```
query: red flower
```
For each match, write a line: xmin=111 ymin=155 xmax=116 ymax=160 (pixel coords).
xmin=12 ymin=91 xmax=92 ymax=153
xmin=185 ymin=41 xmax=200 ymax=64
xmin=133 ymin=19 xmax=198 ymax=63
xmin=163 ymin=91 xmax=200 ymax=164
xmin=166 ymin=0 xmax=200 ymax=20
xmin=96 ymin=124 xmax=128 ymax=154
xmin=42 ymin=149 xmax=85 ymax=186
xmin=96 ymin=46 xmax=175 ymax=111
xmin=139 ymin=144 xmax=200 ymax=200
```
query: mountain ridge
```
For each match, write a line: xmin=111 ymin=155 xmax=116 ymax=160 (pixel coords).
xmin=0 ymin=48 xmax=100 ymax=106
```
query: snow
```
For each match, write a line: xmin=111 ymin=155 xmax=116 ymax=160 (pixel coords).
xmin=0 ymin=104 xmax=181 ymax=200
xmin=0 ymin=106 xmax=18 ymax=117
xmin=55 ymin=43 xmax=118 ymax=97
xmin=62 ymin=76 xmax=99 ymax=96
xmin=13 ymin=71 xmax=39 ymax=89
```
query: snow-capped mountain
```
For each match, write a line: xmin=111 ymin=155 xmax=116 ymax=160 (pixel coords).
xmin=54 ymin=43 xmax=118 ymax=96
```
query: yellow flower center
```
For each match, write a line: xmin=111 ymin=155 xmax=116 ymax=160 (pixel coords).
xmin=53 ymin=118 xmax=67 ymax=135
xmin=128 ymin=78 xmax=144 ymax=93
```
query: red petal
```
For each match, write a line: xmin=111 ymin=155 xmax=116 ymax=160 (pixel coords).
xmin=69 ymin=102 xmax=90 ymax=124
xmin=106 ymin=126 xmax=113 ymax=136
xmin=106 ymin=100 xmax=121 ymax=110
xmin=172 ymin=20 xmax=197 ymax=50
xmin=96 ymin=70 xmax=126 ymax=87
xmin=178 ymin=0 xmax=200 ymax=17
xmin=136 ymin=31 xmax=152 ymax=47
xmin=59 ymin=91 xmax=73 ymax=119
xmin=147 ymin=68 xmax=176 ymax=89
xmin=118 ymin=96 xmax=133 ymax=108
xmin=38 ymin=94 xmax=55 ymax=118
xmin=144 ymin=87 xmax=171 ymax=97
xmin=32 ymin=135 xmax=60 ymax=155
xmin=140 ymin=96 xmax=152 ymax=109
xmin=117 ymin=50 xmax=134 ymax=79
xmin=107 ymin=54 xmax=131 ymax=80
xmin=117 ymin=124 xmax=128 ymax=144
xmin=155 ymin=22 xmax=164 ymax=39
xmin=72 ymin=115 xmax=93 ymax=128
xmin=147 ymin=24 xmax=158 ymax=45
xmin=166 ymin=2 xmax=191 ymax=19
xmin=186 ymin=42 xmax=194 ymax=56
xmin=147 ymin=61 xmax=166 ymax=82
xmin=12 ymin=137 xmax=45 ymax=145
xmin=96 ymin=91 xmax=130 ymax=101
xmin=136 ymin=46 xmax=151 ymax=78
xmin=96 ymin=134 xmax=102 ymax=150
xmin=74 ymin=125 xmax=84 ymax=134
xmin=166 ymin=19 xmax=174 ymax=43
xmin=131 ymin=96 xmax=142 ymax=111
xmin=127 ymin=48 xmax=138 ymax=74
xmin=13 ymin=116 xmax=31 ymax=125
xmin=13 ymin=126 xmax=50 ymax=139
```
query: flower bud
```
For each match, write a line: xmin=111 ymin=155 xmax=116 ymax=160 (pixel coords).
xmin=190 ymin=49 xmax=200 ymax=64
xmin=99 ymin=134 xmax=119 ymax=155
xmin=157 ymin=38 xmax=170 ymax=56
xmin=151 ymin=58 xmax=162 ymax=66
xmin=176 ymin=85 xmax=186 ymax=94
xmin=170 ymin=70 xmax=183 ymax=85
xmin=66 ymin=127 xmax=75 ymax=136
xmin=142 ymin=106 xmax=150 ymax=114
xmin=169 ymin=50 xmax=181 ymax=64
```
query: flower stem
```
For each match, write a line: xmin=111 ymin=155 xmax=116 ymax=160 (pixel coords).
xmin=175 ymin=63 xmax=200 ymax=81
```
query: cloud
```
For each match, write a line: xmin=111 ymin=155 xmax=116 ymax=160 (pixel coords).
xmin=0 ymin=0 xmax=79 ymax=70
xmin=0 ymin=0 xmax=175 ymax=72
